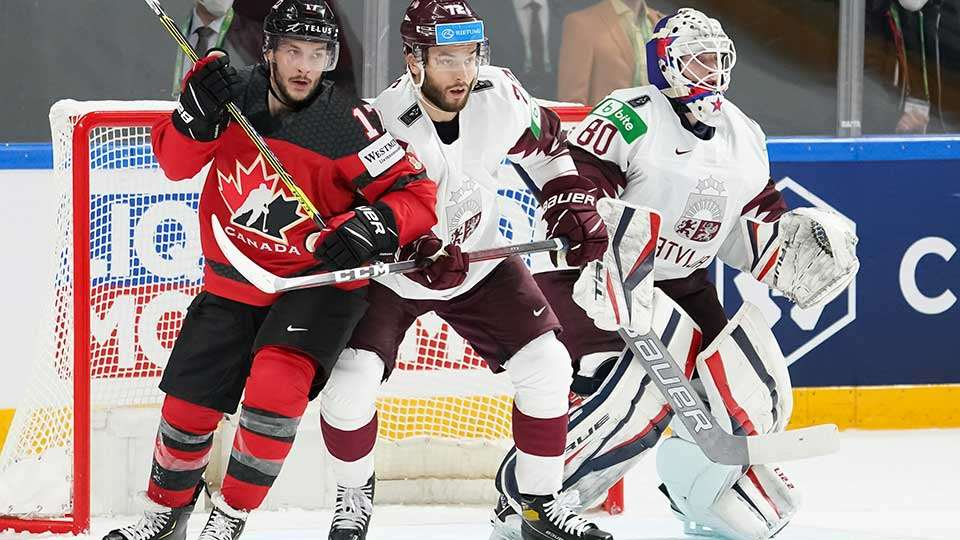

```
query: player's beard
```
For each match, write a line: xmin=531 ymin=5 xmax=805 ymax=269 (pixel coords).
xmin=269 ymin=63 xmax=322 ymax=110
xmin=421 ymin=75 xmax=473 ymax=114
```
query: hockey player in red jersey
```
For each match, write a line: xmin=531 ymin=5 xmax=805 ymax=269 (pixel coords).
xmin=102 ymin=2 xmax=437 ymax=540
xmin=315 ymin=2 xmax=612 ymax=539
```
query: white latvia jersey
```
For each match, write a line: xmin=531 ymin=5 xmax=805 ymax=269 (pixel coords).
xmin=564 ymin=86 xmax=771 ymax=281
xmin=373 ymin=65 xmax=568 ymax=300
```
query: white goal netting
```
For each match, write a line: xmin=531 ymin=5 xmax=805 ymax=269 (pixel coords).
xmin=0 ymin=100 xmax=572 ymax=526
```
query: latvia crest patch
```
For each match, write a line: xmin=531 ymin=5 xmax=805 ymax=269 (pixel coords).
xmin=674 ymin=176 xmax=727 ymax=242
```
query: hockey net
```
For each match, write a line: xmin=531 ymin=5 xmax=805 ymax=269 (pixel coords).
xmin=0 ymin=100 xmax=607 ymax=534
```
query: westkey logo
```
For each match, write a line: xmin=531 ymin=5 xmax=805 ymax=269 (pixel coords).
xmin=216 ymin=154 xmax=308 ymax=244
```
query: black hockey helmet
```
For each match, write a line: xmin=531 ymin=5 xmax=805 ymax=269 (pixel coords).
xmin=263 ymin=0 xmax=340 ymax=71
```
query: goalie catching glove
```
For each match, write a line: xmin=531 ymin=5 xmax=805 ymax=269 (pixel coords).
xmin=573 ymin=198 xmax=661 ymax=334
xmin=748 ymin=207 xmax=859 ymax=308
xmin=306 ymin=204 xmax=399 ymax=271
xmin=172 ymin=50 xmax=243 ymax=142
xmin=398 ymin=234 xmax=469 ymax=290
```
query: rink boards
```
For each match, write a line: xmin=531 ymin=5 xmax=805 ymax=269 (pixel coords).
xmin=0 ymin=135 xmax=957 ymax=442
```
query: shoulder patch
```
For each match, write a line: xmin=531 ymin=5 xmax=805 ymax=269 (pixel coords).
xmin=359 ymin=133 xmax=404 ymax=178
xmin=472 ymin=79 xmax=495 ymax=93
xmin=399 ymin=103 xmax=423 ymax=127
xmin=627 ymin=95 xmax=651 ymax=108
xmin=590 ymin=98 xmax=648 ymax=144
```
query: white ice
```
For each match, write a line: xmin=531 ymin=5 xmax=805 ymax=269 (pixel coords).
xmin=2 ymin=429 xmax=957 ymax=539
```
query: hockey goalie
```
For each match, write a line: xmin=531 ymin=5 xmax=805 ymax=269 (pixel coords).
xmin=492 ymin=8 xmax=859 ymax=540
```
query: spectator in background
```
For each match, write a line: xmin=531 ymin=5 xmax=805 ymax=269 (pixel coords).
xmin=474 ymin=0 xmax=566 ymax=99
xmin=173 ymin=1 xmax=360 ymax=95
xmin=172 ymin=0 xmax=264 ymax=96
xmin=318 ymin=0 xmax=362 ymax=91
xmin=864 ymin=0 xmax=960 ymax=133
xmin=557 ymin=0 xmax=662 ymax=105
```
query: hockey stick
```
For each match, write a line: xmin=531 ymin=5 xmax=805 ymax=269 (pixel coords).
xmin=616 ymin=328 xmax=838 ymax=465
xmin=212 ymin=214 xmax=567 ymax=293
xmin=594 ymin=198 xmax=838 ymax=465
xmin=142 ymin=0 xmax=325 ymax=228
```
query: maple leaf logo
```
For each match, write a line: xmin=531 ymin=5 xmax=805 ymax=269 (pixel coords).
xmin=216 ymin=154 xmax=308 ymax=243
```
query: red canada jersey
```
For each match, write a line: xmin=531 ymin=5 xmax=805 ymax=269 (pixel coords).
xmin=152 ymin=65 xmax=437 ymax=306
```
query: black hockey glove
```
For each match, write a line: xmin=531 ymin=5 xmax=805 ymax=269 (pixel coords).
xmin=308 ymin=204 xmax=399 ymax=271
xmin=172 ymin=50 xmax=243 ymax=142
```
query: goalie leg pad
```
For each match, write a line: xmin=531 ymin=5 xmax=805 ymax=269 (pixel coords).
xmin=659 ymin=304 xmax=800 ymax=539
xmin=495 ymin=289 xmax=704 ymax=511
xmin=657 ymin=436 xmax=800 ymax=540
xmin=319 ymin=348 xmax=384 ymax=488
xmin=562 ymin=288 xmax=702 ymax=506
xmin=690 ymin=302 xmax=793 ymax=438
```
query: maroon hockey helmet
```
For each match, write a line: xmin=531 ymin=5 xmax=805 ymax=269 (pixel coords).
xmin=400 ymin=0 xmax=489 ymax=64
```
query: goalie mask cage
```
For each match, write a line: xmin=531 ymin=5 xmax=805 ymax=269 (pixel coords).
xmin=0 ymin=100 xmax=619 ymax=535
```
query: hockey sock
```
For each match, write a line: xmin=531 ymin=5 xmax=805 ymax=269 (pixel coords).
xmin=221 ymin=346 xmax=315 ymax=511
xmin=148 ymin=395 xmax=223 ymax=507
xmin=319 ymin=348 xmax=382 ymax=488
xmin=513 ymin=405 xmax=568 ymax=496
xmin=320 ymin=413 xmax=378 ymax=488
xmin=507 ymin=333 xmax=573 ymax=496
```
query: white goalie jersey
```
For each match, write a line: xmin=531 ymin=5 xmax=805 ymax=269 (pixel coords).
xmin=564 ymin=86 xmax=787 ymax=282
xmin=372 ymin=65 xmax=580 ymax=300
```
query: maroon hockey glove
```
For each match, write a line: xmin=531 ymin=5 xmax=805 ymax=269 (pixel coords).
xmin=172 ymin=50 xmax=243 ymax=142
xmin=399 ymin=235 xmax=469 ymax=290
xmin=540 ymin=177 xmax=608 ymax=267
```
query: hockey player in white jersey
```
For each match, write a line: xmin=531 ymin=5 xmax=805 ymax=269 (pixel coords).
xmin=492 ymin=8 xmax=859 ymax=540
xmin=317 ymin=1 xmax=612 ymax=539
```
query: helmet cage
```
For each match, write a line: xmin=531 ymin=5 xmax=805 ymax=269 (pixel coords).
xmin=665 ymin=36 xmax=736 ymax=95
xmin=646 ymin=8 xmax=736 ymax=125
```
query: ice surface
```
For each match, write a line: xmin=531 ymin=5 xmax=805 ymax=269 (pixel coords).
xmin=1 ymin=429 xmax=957 ymax=539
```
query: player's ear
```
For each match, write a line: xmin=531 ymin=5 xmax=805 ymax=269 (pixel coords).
xmin=405 ymin=53 xmax=421 ymax=78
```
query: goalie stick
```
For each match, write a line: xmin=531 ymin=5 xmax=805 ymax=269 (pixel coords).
xmin=616 ymin=328 xmax=838 ymax=465
xmin=212 ymin=215 xmax=567 ymax=293
xmin=599 ymin=199 xmax=839 ymax=465
xmin=142 ymin=0 xmax=326 ymax=228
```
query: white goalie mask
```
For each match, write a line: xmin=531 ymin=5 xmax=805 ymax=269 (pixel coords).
xmin=646 ymin=8 xmax=737 ymax=126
